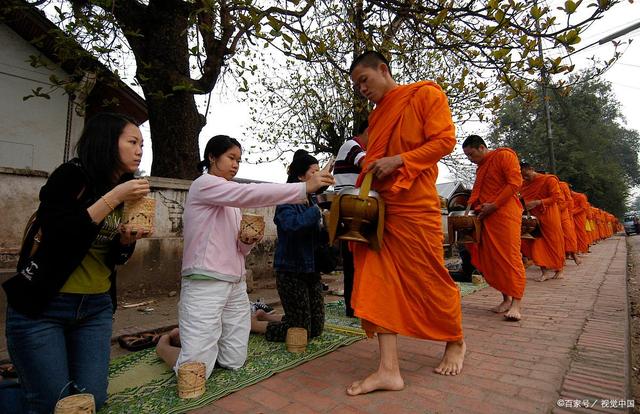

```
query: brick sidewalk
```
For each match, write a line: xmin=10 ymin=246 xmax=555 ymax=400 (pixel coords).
xmin=189 ymin=236 xmax=631 ymax=414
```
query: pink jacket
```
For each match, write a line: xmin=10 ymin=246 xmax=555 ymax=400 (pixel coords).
xmin=181 ymin=174 xmax=307 ymax=282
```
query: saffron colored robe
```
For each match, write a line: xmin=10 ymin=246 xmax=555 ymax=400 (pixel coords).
xmin=351 ymin=81 xmax=463 ymax=341
xmin=520 ymin=174 xmax=565 ymax=271
xmin=467 ymin=148 xmax=526 ymax=299
xmin=558 ymin=182 xmax=578 ymax=254
xmin=571 ymin=191 xmax=589 ymax=253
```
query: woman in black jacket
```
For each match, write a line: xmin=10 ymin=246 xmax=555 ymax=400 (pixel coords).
xmin=2 ymin=113 xmax=150 ymax=413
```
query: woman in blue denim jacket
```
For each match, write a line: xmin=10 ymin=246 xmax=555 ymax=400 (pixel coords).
xmin=265 ymin=150 xmax=325 ymax=342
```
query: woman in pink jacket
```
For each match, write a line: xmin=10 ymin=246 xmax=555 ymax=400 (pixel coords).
xmin=156 ymin=135 xmax=333 ymax=378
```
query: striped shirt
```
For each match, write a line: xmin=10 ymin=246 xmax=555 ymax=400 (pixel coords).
xmin=334 ymin=138 xmax=366 ymax=192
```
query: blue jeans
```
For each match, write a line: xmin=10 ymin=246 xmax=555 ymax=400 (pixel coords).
xmin=5 ymin=293 xmax=113 ymax=414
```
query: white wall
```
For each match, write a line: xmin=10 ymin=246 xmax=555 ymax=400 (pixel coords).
xmin=0 ymin=24 xmax=84 ymax=173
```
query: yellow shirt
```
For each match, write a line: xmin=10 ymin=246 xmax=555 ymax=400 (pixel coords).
xmin=60 ymin=209 xmax=122 ymax=294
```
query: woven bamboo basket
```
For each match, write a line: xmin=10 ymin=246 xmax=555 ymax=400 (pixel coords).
xmin=177 ymin=361 xmax=206 ymax=399
xmin=240 ymin=213 xmax=265 ymax=239
xmin=122 ymin=197 xmax=156 ymax=233
xmin=54 ymin=394 xmax=95 ymax=414
xmin=285 ymin=327 xmax=308 ymax=353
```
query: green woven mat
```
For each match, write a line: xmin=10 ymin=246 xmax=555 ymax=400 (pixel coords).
xmin=100 ymin=283 xmax=484 ymax=414
xmin=100 ymin=301 xmax=364 ymax=414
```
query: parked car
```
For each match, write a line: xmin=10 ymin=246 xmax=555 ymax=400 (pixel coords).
xmin=624 ymin=214 xmax=638 ymax=235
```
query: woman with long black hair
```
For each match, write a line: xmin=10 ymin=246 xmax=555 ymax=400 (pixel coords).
xmin=2 ymin=112 xmax=150 ymax=413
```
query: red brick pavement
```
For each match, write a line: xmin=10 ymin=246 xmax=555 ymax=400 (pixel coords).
xmin=190 ymin=236 xmax=631 ymax=414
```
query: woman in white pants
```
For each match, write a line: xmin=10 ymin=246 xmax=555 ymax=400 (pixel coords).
xmin=156 ymin=135 xmax=333 ymax=378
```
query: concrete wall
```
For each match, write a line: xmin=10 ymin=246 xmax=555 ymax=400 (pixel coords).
xmin=0 ymin=24 xmax=84 ymax=172
xmin=0 ymin=167 xmax=48 ymax=268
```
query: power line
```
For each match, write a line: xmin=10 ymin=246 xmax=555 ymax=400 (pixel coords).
xmin=0 ymin=70 xmax=50 ymax=85
xmin=565 ymin=19 xmax=640 ymax=58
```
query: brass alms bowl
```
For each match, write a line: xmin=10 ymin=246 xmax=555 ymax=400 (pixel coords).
xmin=327 ymin=172 xmax=385 ymax=251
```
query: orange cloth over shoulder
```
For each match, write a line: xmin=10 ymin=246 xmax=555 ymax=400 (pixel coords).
xmin=571 ymin=191 xmax=590 ymax=253
xmin=520 ymin=174 xmax=565 ymax=270
xmin=467 ymin=148 xmax=526 ymax=299
xmin=559 ymin=181 xmax=577 ymax=254
xmin=351 ymin=81 xmax=462 ymax=341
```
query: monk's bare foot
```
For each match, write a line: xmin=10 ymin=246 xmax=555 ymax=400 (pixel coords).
xmin=523 ymin=258 xmax=534 ymax=268
xmin=346 ymin=370 xmax=404 ymax=396
xmin=490 ymin=299 xmax=512 ymax=313
xmin=551 ymin=270 xmax=564 ymax=279
xmin=536 ymin=268 xmax=551 ymax=282
xmin=504 ymin=300 xmax=522 ymax=321
xmin=168 ymin=327 xmax=181 ymax=347
xmin=572 ymin=254 xmax=582 ymax=265
xmin=434 ymin=340 xmax=466 ymax=376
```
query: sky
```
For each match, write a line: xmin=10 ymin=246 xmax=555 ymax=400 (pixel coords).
xmin=139 ymin=1 xmax=640 ymax=185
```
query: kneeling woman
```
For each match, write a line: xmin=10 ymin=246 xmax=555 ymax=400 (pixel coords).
xmin=261 ymin=150 xmax=326 ymax=342
xmin=156 ymin=136 xmax=333 ymax=379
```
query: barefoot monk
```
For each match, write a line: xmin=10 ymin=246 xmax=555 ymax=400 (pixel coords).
xmin=346 ymin=51 xmax=465 ymax=396
xmin=559 ymin=181 xmax=580 ymax=265
xmin=519 ymin=164 xmax=565 ymax=281
xmin=570 ymin=190 xmax=590 ymax=254
xmin=462 ymin=135 xmax=526 ymax=321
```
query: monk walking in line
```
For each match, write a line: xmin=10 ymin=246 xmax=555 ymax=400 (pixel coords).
xmin=463 ymin=135 xmax=526 ymax=321
xmin=519 ymin=164 xmax=565 ymax=281
xmin=571 ymin=190 xmax=590 ymax=254
xmin=558 ymin=181 xmax=580 ymax=265
xmin=346 ymin=51 xmax=465 ymax=395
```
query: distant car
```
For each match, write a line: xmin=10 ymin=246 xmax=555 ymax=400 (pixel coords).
xmin=625 ymin=215 xmax=638 ymax=235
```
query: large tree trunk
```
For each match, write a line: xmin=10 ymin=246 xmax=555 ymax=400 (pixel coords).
xmin=146 ymin=91 xmax=203 ymax=179
xmin=128 ymin=1 xmax=206 ymax=179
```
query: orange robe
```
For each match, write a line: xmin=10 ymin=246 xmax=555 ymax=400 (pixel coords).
xmin=596 ymin=209 xmax=605 ymax=240
xmin=571 ymin=191 xmax=589 ymax=253
xmin=467 ymin=148 xmax=526 ymax=299
xmin=520 ymin=174 xmax=565 ymax=271
xmin=558 ymin=182 xmax=577 ymax=254
xmin=586 ymin=206 xmax=595 ymax=244
xmin=352 ymin=81 xmax=462 ymax=341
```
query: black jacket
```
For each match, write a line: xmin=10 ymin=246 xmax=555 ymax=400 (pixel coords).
xmin=2 ymin=159 xmax=135 ymax=317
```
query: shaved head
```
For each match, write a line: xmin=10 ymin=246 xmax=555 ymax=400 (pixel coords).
xmin=349 ymin=51 xmax=391 ymax=76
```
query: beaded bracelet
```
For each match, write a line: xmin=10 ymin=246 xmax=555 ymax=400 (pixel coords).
xmin=101 ymin=195 xmax=116 ymax=211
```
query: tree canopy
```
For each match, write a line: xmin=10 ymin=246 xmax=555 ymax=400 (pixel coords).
xmin=487 ymin=75 xmax=640 ymax=217
xmin=240 ymin=0 xmax=627 ymax=164
xmin=2 ymin=0 xmax=630 ymax=179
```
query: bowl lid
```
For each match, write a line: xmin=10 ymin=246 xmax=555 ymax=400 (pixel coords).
xmin=338 ymin=187 xmax=380 ymax=197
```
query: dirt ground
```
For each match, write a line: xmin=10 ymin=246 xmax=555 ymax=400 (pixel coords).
xmin=626 ymin=235 xmax=640 ymax=412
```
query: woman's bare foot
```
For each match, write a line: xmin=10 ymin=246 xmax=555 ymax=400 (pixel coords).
xmin=490 ymin=298 xmax=512 ymax=313
xmin=254 ymin=309 xmax=283 ymax=322
xmin=504 ymin=300 xmax=522 ymax=321
xmin=346 ymin=370 xmax=404 ymax=396
xmin=168 ymin=327 xmax=181 ymax=347
xmin=156 ymin=334 xmax=180 ymax=369
xmin=434 ymin=340 xmax=466 ymax=376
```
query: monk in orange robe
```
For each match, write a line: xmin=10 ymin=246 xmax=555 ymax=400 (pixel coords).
xmin=519 ymin=164 xmax=565 ymax=281
xmin=346 ymin=51 xmax=465 ymax=395
xmin=463 ymin=135 xmax=526 ymax=321
xmin=586 ymin=205 xmax=596 ymax=245
xmin=558 ymin=181 xmax=580 ymax=265
xmin=571 ymin=191 xmax=590 ymax=254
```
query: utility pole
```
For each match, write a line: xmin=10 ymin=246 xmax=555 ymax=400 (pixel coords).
xmin=535 ymin=17 xmax=556 ymax=174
